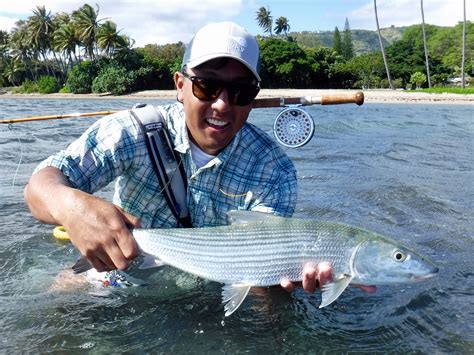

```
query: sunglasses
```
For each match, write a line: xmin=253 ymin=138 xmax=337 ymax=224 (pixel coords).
xmin=181 ymin=71 xmax=260 ymax=106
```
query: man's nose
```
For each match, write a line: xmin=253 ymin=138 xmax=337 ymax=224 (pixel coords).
xmin=211 ymin=88 xmax=233 ymax=111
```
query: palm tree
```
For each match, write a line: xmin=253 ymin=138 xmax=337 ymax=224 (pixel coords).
xmin=256 ymin=7 xmax=273 ymax=36
xmin=274 ymin=16 xmax=290 ymax=37
xmin=27 ymin=6 xmax=55 ymax=75
xmin=373 ymin=0 xmax=393 ymax=89
xmin=113 ymin=35 xmax=136 ymax=62
xmin=0 ymin=30 xmax=9 ymax=67
xmin=9 ymin=20 xmax=36 ymax=81
xmin=72 ymin=4 xmax=104 ymax=60
xmin=97 ymin=21 xmax=122 ymax=57
xmin=53 ymin=23 xmax=81 ymax=75
xmin=420 ymin=0 xmax=431 ymax=87
xmin=461 ymin=0 xmax=466 ymax=89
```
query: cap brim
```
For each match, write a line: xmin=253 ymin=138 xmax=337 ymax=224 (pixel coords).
xmin=185 ymin=54 xmax=261 ymax=82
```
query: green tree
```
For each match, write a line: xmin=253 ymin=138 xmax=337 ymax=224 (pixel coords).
xmin=258 ymin=37 xmax=328 ymax=88
xmin=66 ymin=60 xmax=99 ymax=93
xmin=410 ymin=71 xmax=426 ymax=88
xmin=274 ymin=16 xmax=290 ymax=37
xmin=342 ymin=18 xmax=354 ymax=60
xmin=256 ymin=7 xmax=273 ymax=36
xmin=332 ymin=27 xmax=342 ymax=55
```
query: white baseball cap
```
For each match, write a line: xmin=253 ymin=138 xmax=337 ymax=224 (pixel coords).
xmin=181 ymin=22 xmax=261 ymax=82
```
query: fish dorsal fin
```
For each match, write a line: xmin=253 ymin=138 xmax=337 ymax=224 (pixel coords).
xmin=226 ymin=210 xmax=285 ymax=226
xmin=319 ymin=273 xmax=353 ymax=308
xmin=222 ymin=284 xmax=252 ymax=316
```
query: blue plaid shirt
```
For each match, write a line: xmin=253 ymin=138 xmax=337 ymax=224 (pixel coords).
xmin=35 ymin=102 xmax=297 ymax=228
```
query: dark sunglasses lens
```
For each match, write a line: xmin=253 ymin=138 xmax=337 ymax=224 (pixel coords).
xmin=234 ymin=85 xmax=260 ymax=106
xmin=192 ymin=78 xmax=220 ymax=101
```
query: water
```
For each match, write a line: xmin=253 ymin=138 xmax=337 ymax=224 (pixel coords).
xmin=0 ymin=98 xmax=472 ymax=353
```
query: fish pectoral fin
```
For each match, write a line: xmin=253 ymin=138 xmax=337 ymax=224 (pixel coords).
xmin=138 ymin=255 xmax=165 ymax=269
xmin=319 ymin=273 xmax=353 ymax=308
xmin=222 ymin=284 xmax=252 ymax=317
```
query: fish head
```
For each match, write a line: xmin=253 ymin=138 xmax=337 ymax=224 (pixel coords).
xmin=351 ymin=238 xmax=439 ymax=285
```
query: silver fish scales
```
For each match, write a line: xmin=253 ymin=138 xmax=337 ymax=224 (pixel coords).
xmin=132 ymin=211 xmax=438 ymax=316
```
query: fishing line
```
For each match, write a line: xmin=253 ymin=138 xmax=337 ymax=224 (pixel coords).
xmin=9 ymin=124 xmax=24 ymax=189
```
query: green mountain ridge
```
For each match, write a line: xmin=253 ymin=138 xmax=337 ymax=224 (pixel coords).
xmin=289 ymin=25 xmax=446 ymax=55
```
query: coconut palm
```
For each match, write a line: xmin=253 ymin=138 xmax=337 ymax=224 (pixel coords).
xmin=97 ymin=20 xmax=122 ymax=57
xmin=72 ymin=3 xmax=105 ymax=60
xmin=373 ymin=0 xmax=393 ymax=89
xmin=53 ymin=23 xmax=81 ymax=75
xmin=27 ymin=6 xmax=55 ymax=75
xmin=4 ymin=60 xmax=25 ymax=86
xmin=0 ymin=30 xmax=9 ymax=66
xmin=461 ymin=0 xmax=466 ymax=89
xmin=28 ymin=6 xmax=54 ymax=50
xmin=9 ymin=20 xmax=36 ymax=81
xmin=420 ymin=0 xmax=431 ymax=87
xmin=256 ymin=7 xmax=273 ymax=36
xmin=274 ymin=16 xmax=290 ymax=37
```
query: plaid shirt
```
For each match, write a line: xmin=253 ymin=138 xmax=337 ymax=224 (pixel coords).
xmin=35 ymin=102 xmax=297 ymax=228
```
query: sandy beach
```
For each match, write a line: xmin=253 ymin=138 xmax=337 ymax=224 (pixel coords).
xmin=1 ymin=88 xmax=472 ymax=104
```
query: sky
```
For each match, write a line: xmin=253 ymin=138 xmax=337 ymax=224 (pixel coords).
xmin=0 ymin=0 xmax=471 ymax=47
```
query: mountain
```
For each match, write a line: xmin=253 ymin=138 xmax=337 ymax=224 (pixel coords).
xmin=290 ymin=26 xmax=407 ymax=55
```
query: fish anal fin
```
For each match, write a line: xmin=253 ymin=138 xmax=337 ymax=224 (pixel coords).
xmin=319 ymin=273 xmax=353 ymax=308
xmin=222 ymin=284 xmax=252 ymax=317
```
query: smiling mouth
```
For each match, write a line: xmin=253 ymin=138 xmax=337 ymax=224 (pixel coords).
xmin=206 ymin=118 xmax=229 ymax=129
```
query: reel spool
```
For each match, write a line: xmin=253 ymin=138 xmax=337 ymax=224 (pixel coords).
xmin=273 ymin=106 xmax=315 ymax=148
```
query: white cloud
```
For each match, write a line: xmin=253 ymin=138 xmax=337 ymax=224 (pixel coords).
xmin=0 ymin=15 xmax=17 ymax=32
xmin=349 ymin=0 xmax=471 ymax=30
xmin=1 ymin=0 xmax=470 ymax=44
xmin=0 ymin=0 xmax=243 ymax=46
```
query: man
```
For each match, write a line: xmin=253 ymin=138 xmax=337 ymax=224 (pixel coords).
xmin=24 ymin=22 xmax=333 ymax=293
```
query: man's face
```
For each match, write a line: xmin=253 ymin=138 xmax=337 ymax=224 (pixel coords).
xmin=175 ymin=59 xmax=257 ymax=155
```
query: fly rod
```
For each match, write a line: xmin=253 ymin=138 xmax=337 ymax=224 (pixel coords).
xmin=0 ymin=91 xmax=364 ymax=124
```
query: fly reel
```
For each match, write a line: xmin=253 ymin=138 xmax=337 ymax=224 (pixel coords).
xmin=273 ymin=106 xmax=315 ymax=148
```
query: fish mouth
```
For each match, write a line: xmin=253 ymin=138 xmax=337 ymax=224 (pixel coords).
xmin=412 ymin=271 xmax=439 ymax=282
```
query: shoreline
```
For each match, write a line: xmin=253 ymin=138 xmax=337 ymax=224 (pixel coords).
xmin=0 ymin=88 xmax=472 ymax=104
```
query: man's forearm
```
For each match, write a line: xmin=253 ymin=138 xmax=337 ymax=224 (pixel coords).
xmin=24 ymin=166 xmax=75 ymax=225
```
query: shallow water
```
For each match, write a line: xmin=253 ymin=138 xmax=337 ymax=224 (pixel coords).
xmin=0 ymin=98 xmax=472 ymax=353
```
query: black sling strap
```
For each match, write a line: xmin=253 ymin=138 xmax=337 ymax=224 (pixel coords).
xmin=130 ymin=104 xmax=192 ymax=228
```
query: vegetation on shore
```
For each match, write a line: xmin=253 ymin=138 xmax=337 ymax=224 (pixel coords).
xmin=0 ymin=3 xmax=472 ymax=95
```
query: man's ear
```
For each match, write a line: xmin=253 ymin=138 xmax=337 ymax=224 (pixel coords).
xmin=174 ymin=72 xmax=184 ymax=102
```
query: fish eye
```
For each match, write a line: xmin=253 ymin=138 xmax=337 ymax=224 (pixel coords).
xmin=392 ymin=249 xmax=407 ymax=262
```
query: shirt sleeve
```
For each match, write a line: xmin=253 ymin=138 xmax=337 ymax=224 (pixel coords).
xmin=33 ymin=111 xmax=141 ymax=194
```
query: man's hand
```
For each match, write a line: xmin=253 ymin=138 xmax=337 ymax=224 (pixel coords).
xmin=280 ymin=262 xmax=376 ymax=293
xmin=24 ymin=167 xmax=140 ymax=272
xmin=61 ymin=190 xmax=140 ymax=272
xmin=280 ymin=262 xmax=332 ymax=292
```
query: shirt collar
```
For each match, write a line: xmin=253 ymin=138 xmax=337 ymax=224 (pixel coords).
xmin=165 ymin=102 xmax=245 ymax=167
